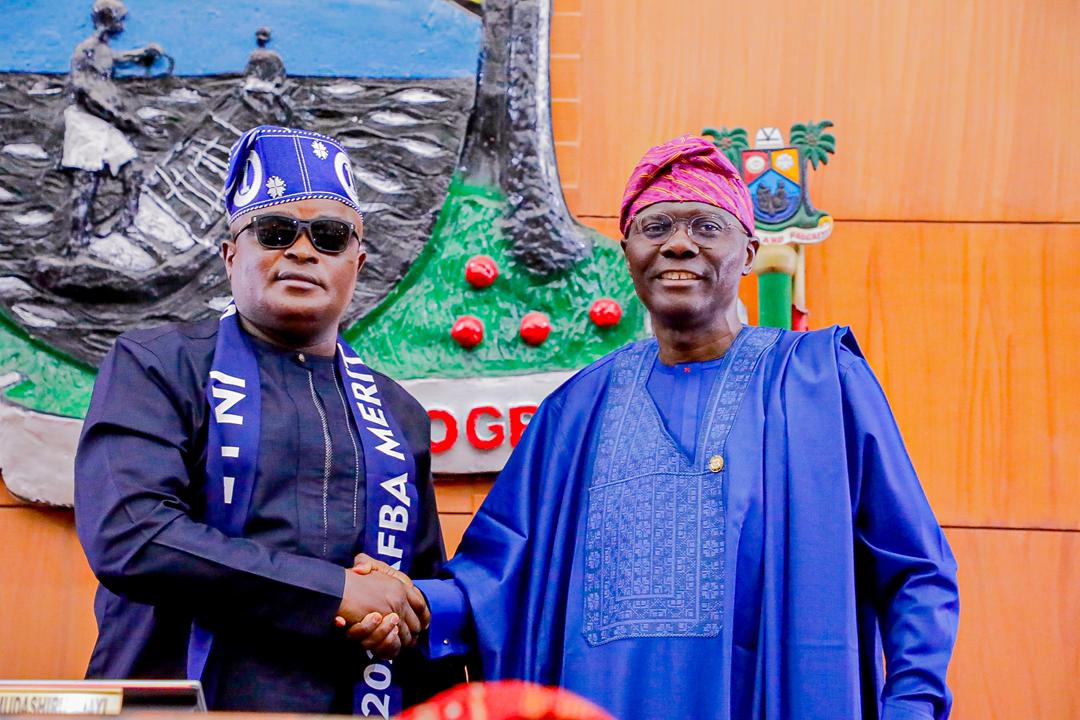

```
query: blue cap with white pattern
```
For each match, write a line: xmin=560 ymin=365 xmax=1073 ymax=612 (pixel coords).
xmin=223 ymin=125 xmax=363 ymax=222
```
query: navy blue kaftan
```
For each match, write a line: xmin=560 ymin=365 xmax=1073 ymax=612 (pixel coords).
xmin=418 ymin=326 xmax=958 ymax=720
xmin=74 ymin=318 xmax=453 ymax=712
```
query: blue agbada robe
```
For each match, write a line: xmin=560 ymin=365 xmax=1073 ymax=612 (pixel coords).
xmin=419 ymin=326 xmax=959 ymax=720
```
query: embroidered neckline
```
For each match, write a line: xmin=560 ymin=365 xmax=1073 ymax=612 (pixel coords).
xmin=641 ymin=327 xmax=752 ymax=467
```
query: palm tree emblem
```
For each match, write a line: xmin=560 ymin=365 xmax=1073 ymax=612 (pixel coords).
xmin=789 ymin=120 xmax=836 ymax=170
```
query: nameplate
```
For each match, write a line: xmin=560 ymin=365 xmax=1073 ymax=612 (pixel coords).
xmin=0 ymin=680 xmax=205 ymax=714
xmin=0 ymin=688 xmax=122 ymax=715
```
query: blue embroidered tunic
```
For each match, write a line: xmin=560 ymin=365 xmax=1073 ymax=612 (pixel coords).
xmin=418 ymin=326 xmax=959 ymax=720
xmin=75 ymin=319 xmax=453 ymax=712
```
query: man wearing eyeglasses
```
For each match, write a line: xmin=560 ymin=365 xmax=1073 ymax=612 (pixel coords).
xmin=74 ymin=126 xmax=453 ymax=714
xmin=390 ymin=135 xmax=959 ymax=720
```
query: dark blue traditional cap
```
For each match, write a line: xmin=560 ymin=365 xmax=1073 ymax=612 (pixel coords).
xmin=223 ymin=125 xmax=362 ymax=221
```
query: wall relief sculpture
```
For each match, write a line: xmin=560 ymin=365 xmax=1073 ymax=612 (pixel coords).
xmin=0 ymin=0 xmax=645 ymax=502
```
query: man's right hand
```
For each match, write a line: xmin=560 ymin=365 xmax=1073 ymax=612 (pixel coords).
xmin=352 ymin=553 xmax=432 ymax=630
xmin=337 ymin=569 xmax=422 ymax=658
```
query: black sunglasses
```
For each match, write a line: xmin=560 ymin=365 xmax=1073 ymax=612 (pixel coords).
xmin=234 ymin=214 xmax=358 ymax=255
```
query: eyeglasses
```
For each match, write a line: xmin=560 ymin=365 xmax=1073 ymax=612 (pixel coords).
xmin=627 ymin=212 xmax=743 ymax=247
xmin=234 ymin=214 xmax=358 ymax=255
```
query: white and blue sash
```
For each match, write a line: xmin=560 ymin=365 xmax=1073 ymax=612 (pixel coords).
xmin=188 ymin=304 xmax=418 ymax=718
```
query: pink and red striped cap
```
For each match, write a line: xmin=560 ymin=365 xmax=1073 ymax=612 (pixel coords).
xmin=619 ymin=134 xmax=755 ymax=238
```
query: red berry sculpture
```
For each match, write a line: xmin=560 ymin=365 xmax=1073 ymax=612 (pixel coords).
xmin=519 ymin=311 xmax=551 ymax=346
xmin=450 ymin=315 xmax=484 ymax=349
xmin=589 ymin=298 xmax=623 ymax=327
xmin=465 ymin=255 xmax=498 ymax=288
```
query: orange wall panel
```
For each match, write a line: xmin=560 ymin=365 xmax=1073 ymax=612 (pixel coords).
xmin=433 ymin=475 xmax=494 ymax=515
xmin=946 ymin=527 xmax=1080 ymax=720
xmin=550 ymin=55 xmax=581 ymax=100
xmin=551 ymin=99 xmax=581 ymax=143
xmin=573 ymin=0 xmax=1079 ymax=223
xmin=0 ymin=507 xmax=97 ymax=679
xmin=550 ymin=11 xmax=582 ymax=57
xmin=435 ymin=476 xmax=494 ymax=556
xmin=805 ymin=222 xmax=1080 ymax=529
xmin=438 ymin=513 xmax=472 ymax=558
xmin=554 ymin=141 xmax=581 ymax=189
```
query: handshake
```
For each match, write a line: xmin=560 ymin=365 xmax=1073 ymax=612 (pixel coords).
xmin=334 ymin=553 xmax=431 ymax=659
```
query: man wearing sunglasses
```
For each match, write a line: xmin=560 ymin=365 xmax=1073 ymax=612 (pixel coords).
xmin=75 ymin=126 xmax=453 ymax=714
xmin=388 ymin=135 xmax=959 ymax=720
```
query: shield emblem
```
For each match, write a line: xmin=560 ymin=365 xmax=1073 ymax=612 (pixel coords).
xmin=741 ymin=147 xmax=804 ymax=225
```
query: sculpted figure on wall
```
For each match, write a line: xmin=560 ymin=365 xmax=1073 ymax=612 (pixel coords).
xmin=64 ymin=0 xmax=171 ymax=253
xmin=242 ymin=27 xmax=291 ymax=121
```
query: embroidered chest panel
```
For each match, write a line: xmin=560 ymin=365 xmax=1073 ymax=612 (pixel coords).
xmin=582 ymin=328 xmax=779 ymax=646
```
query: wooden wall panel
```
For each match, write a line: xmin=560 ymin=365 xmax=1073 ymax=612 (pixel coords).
xmin=573 ymin=0 xmax=1079 ymax=223
xmin=946 ymin=527 xmax=1080 ymax=720
xmin=434 ymin=475 xmax=494 ymax=557
xmin=433 ymin=476 xmax=493 ymax=515
xmin=0 ymin=506 xmax=97 ymax=679
xmin=438 ymin=513 xmax=471 ymax=558
xmin=804 ymin=222 xmax=1079 ymax=529
xmin=553 ymin=1 xmax=584 ymax=211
